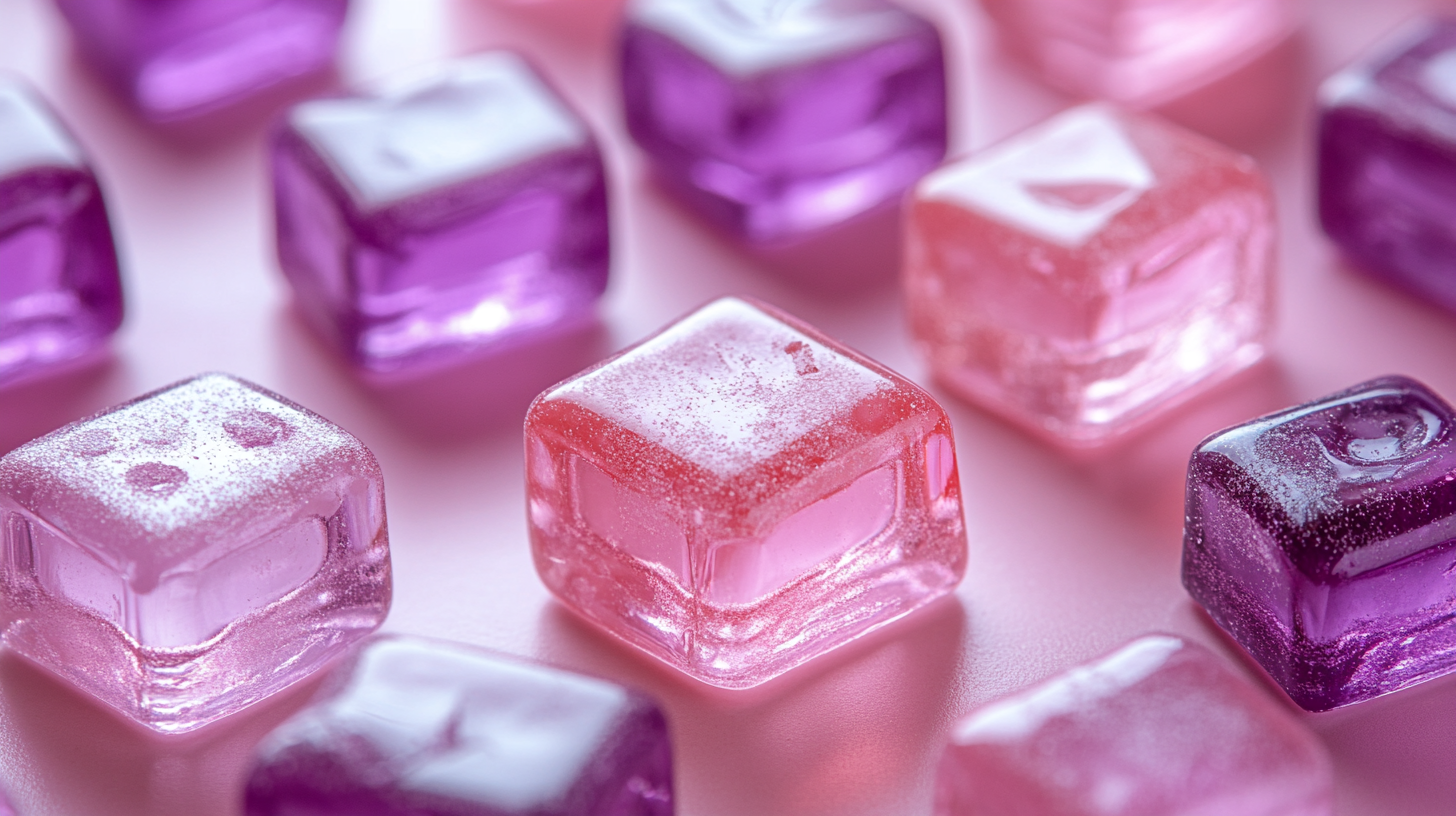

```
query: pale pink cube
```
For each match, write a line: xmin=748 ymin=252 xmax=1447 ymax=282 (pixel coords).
xmin=935 ymin=635 xmax=1333 ymax=816
xmin=0 ymin=373 xmax=391 ymax=733
xmin=526 ymin=297 xmax=966 ymax=688
xmin=904 ymin=104 xmax=1275 ymax=446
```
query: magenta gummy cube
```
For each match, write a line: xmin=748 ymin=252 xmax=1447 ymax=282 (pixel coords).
xmin=936 ymin=635 xmax=1333 ymax=816
xmin=0 ymin=373 xmax=391 ymax=733
xmin=526 ymin=297 xmax=967 ymax=688
xmin=52 ymin=0 xmax=348 ymax=122
xmin=272 ymin=53 xmax=610 ymax=376
xmin=0 ymin=80 xmax=123 ymax=387
xmin=1317 ymin=17 xmax=1456 ymax=311
xmin=244 ymin=636 xmax=673 ymax=816
xmin=620 ymin=0 xmax=947 ymax=244
xmin=1183 ymin=376 xmax=1456 ymax=711
xmin=904 ymin=104 xmax=1275 ymax=446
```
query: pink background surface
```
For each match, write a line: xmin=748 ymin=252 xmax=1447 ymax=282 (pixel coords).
xmin=0 ymin=0 xmax=1454 ymax=813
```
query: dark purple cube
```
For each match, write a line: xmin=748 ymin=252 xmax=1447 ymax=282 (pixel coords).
xmin=52 ymin=0 xmax=349 ymax=122
xmin=1183 ymin=375 xmax=1456 ymax=711
xmin=0 ymin=80 xmax=123 ymax=387
xmin=1318 ymin=16 xmax=1456 ymax=310
xmin=620 ymin=0 xmax=946 ymax=245
xmin=244 ymin=636 xmax=674 ymax=816
xmin=271 ymin=53 xmax=610 ymax=376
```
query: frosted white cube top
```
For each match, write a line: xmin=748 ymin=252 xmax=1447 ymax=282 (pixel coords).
xmin=0 ymin=80 xmax=83 ymax=180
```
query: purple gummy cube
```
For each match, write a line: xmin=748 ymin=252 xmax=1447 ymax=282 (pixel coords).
xmin=244 ymin=636 xmax=674 ymax=816
xmin=52 ymin=0 xmax=349 ymax=122
xmin=0 ymin=373 xmax=391 ymax=733
xmin=0 ymin=79 xmax=123 ymax=386
xmin=1184 ymin=375 xmax=1456 ymax=711
xmin=935 ymin=635 xmax=1333 ymax=816
xmin=272 ymin=53 xmax=610 ymax=376
xmin=1318 ymin=16 xmax=1456 ymax=311
xmin=621 ymin=0 xmax=947 ymax=245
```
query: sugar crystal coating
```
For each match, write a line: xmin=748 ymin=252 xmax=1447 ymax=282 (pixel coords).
xmin=244 ymin=636 xmax=673 ymax=816
xmin=905 ymin=104 xmax=1274 ymax=446
xmin=1318 ymin=17 xmax=1456 ymax=311
xmin=273 ymin=53 xmax=610 ymax=375
xmin=620 ymin=0 xmax=947 ymax=244
xmin=980 ymin=0 xmax=1301 ymax=106
xmin=935 ymin=635 xmax=1333 ymax=816
xmin=52 ymin=0 xmax=349 ymax=122
xmin=1184 ymin=375 xmax=1456 ymax=711
xmin=526 ymin=297 xmax=966 ymax=687
xmin=0 ymin=80 xmax=123 ymax=387
xmin=0 ymin=373 xmax=391 ymax=733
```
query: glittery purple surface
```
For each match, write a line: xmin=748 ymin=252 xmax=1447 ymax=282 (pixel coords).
xmin=620 ymin=0 xmax=947 ymax=245
xmin=52 ymin=0 xmax=349 ymax=122
xmin=244 ymin=636 xmax=674 ymax=816
xmin=0 ymin=80 xmax=122 ymax=387
xmin=272 ymin=52 xmax=610 ymax=377
xmin=1183 ymin=375 xmax=1456 ymax=711
xmin=1318 ymin=17 xmax=1456 ymax=311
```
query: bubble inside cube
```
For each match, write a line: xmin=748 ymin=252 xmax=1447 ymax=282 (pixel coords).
xmin=904 ymin=103 xmax=1274 ymax=446
xmin=244 ymin=636 xmax=673 ymax=816
xmin=273 ymin=52 xmax=610 ymax=376
xmin=526 ymin=297 xmax=966 ymax=688
xmin=0 ymin=80 xmax=123 ymax=387
xmin=1317 ymin=17 xmax=1456 ymax=311
xmin=935 ymin=635 xmax=1333 ymax=816
xmin=52 ymin=0 xmax=349 ymax=122
xmin=620 ymin=0 xmax=947 ymax=244
xmin=1183 ymin=375 xmax=1456 ymax=711
xmin=979 ymin=0 xmax=1300 ymax=106
xmin=0 ymin=373 xmax=391 ymax=733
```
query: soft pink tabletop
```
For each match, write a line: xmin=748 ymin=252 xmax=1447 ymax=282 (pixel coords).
xmin=0 ymin=0 xmax=1453 ymax=814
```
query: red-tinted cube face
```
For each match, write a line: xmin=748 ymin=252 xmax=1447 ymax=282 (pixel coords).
xmin=525 ymin=297 xmax=966 ymax=688
xmin=905 ymin=104 xmax=1274 ymax=447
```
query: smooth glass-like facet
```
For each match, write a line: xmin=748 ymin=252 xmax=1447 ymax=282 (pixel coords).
xmin=0 ymin=373 xmax=391 ymax=733
xmin=936 ymin=635 xmax=1333 ymax=816
xmin=244 ymin=636 xmax=673 ymax=816
xmin=1184 ymin=375 xmax=1456 ymax=711
xmin=526 ymin=297 xmax=966 ymax=688
xmin=980 ymin=0 xmax=1301 ymax=106
xmin=1318 ymin=17 xmax=1456 ymax=311
xmin=52 ymin=0 xmax=348 ymax=122
xmin=273 ymin=53 xmax=610 ymax=376
xmin=620 ymin=0 xmax=947 ymax=244
xmin=0 ymin=81 xmax=123 ymax=387
xmin=905 ymin=104 xmax=1274 ymax=446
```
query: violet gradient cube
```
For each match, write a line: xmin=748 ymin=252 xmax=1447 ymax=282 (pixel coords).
xmin=0 ymin=373 xmax=391 ymax=733
xmin=0 ymin=79 xmax=123 ymax=387
xmin=620 ymin=0 xmax=947 ymax=245
xmin=244 ymin=636 xmax=674 ymax=816
xmin=1318 ymin=17 xmax=1456 ymax=312
xmin=273 ymin=53 xmax=610 ymax=376
xmin=935 ymin=635 xmax=1333 ymax=816
xmin=526 ymin=297 xmax=967 ymax=688
xmin=53 ymin=0 xmax=349 ymax=123
xmin=1184 ymin=376 xmax=1456 ymax=711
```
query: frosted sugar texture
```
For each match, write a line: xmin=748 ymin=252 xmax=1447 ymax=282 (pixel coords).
xmin=527 ymin=297 xmax=966 ymax=687
xmin=936 ymin=636 xmax=1333 ymax=816
xmin=1184 ymin=375 xmax=1456 ymax=711
xmin=905 ymin=104 xmax=1274 ymax=446
xmin=245 ymin=636 xmax=673 ymax=816
xmin=273 ymin=53 xmax=610 ymax=375
xmin=0 ymin=81 xmax=123 ymax=388
xmin=0 ymin=373 xmax=391 ymax=733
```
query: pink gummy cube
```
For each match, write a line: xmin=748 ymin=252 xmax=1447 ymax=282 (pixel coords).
xmin=904 ymin=104 xmax=1275 ymax=446
xmin=0 ymin=373 xmax=391 ymax=733
xmin=935 ymin=635 xmax=1333 ymax=816
xmin=525 ymin=297 xmax=967 ymax=688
